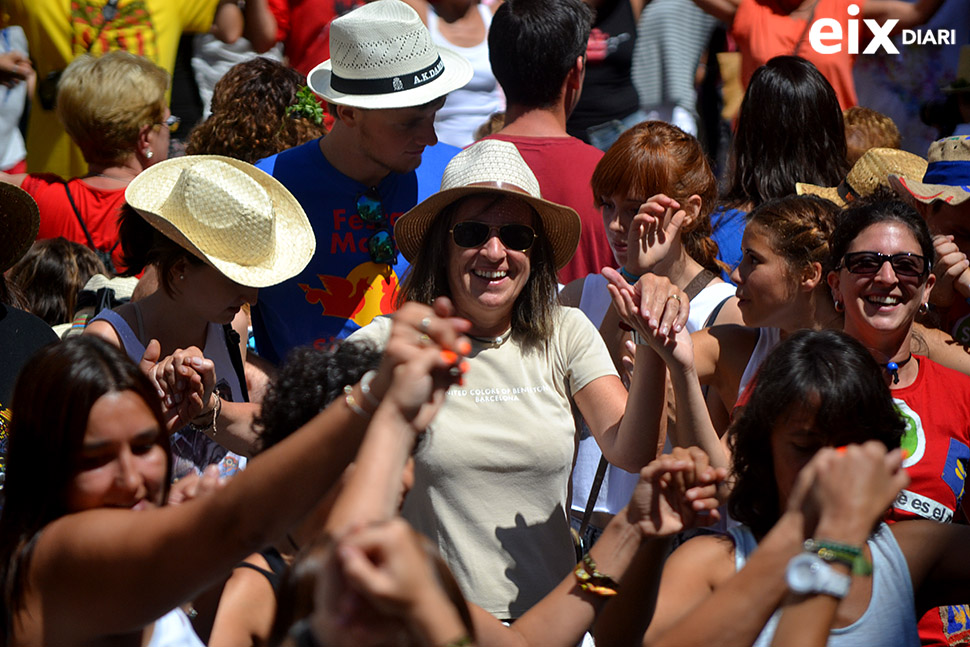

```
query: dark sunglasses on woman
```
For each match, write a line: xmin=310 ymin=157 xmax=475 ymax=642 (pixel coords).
xmin=839 ymin=251 xmax=927 ymax=278
xmin=449 ymin=221 xmax=537 ymax=251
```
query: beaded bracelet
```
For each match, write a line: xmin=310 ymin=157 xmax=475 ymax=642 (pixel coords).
xmin=574 ymin=552 xmax=619 ymax=597
xmin=343 ymin=385 xmax=371 ymax=420
xmin=803 ymin=538 xmax=872 ymax=575
xmin=188 ymin=389 xmax=221 ymax=437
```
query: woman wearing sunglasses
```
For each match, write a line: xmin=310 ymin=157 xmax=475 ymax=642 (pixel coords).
xmin=0 ymin=52 xmax=175 ymax=272
xmin=350 ymin=139 xmax=677 ymax=621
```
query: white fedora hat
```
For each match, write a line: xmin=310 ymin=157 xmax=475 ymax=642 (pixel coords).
xmin=395 ymin=140 xmax=581 ymax=270
xmin=307 ymin=0 xmax=473 ymax=109
xmin=125 ymin=156 xmax=316 ymax=288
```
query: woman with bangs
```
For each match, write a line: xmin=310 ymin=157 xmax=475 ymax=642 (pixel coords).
xmin=0 ymin=296 xmax=468 ymax=646
xmin=561 ymin=120 xmax=741 ymax=546
xmin=0 ymin=52 xmax=172 ymax=272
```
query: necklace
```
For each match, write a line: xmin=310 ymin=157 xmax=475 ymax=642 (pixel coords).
xmin=88 ymin=172 xmax=133 ymax=183
xmin=884 ymin=354 xmax=913 ymax=385
xmin=468 ymin=327 xmax=512 ymax=347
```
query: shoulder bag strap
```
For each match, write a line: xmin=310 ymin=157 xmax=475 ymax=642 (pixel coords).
xmin=63 ymin=182 xmax=99 ymax=251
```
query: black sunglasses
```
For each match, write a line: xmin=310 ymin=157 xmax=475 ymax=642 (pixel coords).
xmin=449 ymin=221 xmax=537 ymax=251
xmin=356 ymin=187 xmax=397 ymax=265
xmin=839 ymin=251 xmax=927 ymax=278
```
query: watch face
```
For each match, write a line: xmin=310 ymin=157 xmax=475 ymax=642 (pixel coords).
xmin=787 ymin=553 xmax=824 ymax=593
xmin=786 ymin=553 xmax=851 ymax=598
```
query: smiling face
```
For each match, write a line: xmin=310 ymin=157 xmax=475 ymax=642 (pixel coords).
xmin=828 ymin=221 xmax=935 ymax=348
xmin=66 ymin=390 xmax=168 ymax=513
xmin=446 ymin=194 xmax=535 ymax=336
xmin=733 ymin=223 xmax=801 ymax=329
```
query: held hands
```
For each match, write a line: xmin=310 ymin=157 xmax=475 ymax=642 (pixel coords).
xmin=625 ymin=446 xmax=729 ymax=538
xmin=930 ymin=234 xmax=970 ymax=306
xmin=624 ymin=194 xmax=690 ymax=276
xmin=368 ymin=297 xmax=472 ymax=430
xmin=603 ymin=268 xmax=690 ymax=353
xmin=786 ymin=442 xmax=909 ymax=545
xmin=139 ymin=341 xmax=218 ymax=431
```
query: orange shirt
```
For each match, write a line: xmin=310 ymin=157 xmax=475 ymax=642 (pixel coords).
xmin=732 ymin=0 xmax=857 ymax=110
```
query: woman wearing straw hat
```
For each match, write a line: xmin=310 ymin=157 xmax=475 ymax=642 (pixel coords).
xmin=85 ymin=155 xmax=315 ymax=479
xmin=350 ymin=138 xmax=680 ymax=620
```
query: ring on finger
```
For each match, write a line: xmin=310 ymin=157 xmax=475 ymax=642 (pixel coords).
xmin=666 ymin=294 xmax=682 ymax=303
xmin=418 ymin=333 xmax=432 ymax=346
xmin=419 ymin=317 xmax=432 ymax=333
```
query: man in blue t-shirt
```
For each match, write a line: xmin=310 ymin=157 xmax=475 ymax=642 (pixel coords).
xmin=253 ymin=0 xmax=471 ymax=363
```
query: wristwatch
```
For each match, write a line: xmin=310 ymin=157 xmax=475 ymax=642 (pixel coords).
xmin=785 ymin=552 xmax=851 ymax=599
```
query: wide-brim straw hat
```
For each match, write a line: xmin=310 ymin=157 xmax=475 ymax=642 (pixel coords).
xmin=308 ymin=0 xmax=473 ymax=109
xmin=0 ymin=183 xmax=39 ymax=273
xmin=395 ymin=139 xmax=581 ymax=270
xmin=796 ymin=148 xmax=927 ymax=207
xmin=890 ymin=136 xmax=970 ymax=206
xmin=125 ymin=156 xmax=315 ymax=288
xmin=943 ymin=45 xmax=970 ymax=94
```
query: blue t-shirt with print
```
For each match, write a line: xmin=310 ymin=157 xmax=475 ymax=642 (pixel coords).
xmin=253 ymin=139 xmax=416 ymax=363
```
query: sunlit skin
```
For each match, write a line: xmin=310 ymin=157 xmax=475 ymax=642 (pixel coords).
xmin=66 ymin=391 xmax=168 ymax=513
xmin=829 ymin=222 xmax=935 ymax=359
xmin=354 ymin=98 xmax=445 ymax=177
xmin=600 ymin=193 xmax=645 ymax=267
xmin=732 ymin=224 xmax=801 ymax=330
xmin=446 ymin=195 xmax=535 ymax=338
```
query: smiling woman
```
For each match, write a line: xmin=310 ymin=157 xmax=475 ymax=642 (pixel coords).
xmin=349 ymin=139 xmax=676 ymax=619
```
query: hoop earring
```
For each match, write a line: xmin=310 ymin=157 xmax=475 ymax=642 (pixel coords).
xmin=918 ymin=302 xmax=929 ymax=315
xmin=833 ymin=299 xmax=844 ymax=313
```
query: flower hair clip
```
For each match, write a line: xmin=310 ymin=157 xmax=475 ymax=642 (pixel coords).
xmin=285 ymin=86 xmax=324 ymax=125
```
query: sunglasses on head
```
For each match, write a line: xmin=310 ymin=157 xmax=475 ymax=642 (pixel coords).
xmin=449 ymin=221 xmax=537 ymax=251
xmin=356 ymin=187 xmax=398 ymax=265
xmin=839 ymin=251 xmax=927 ymax=278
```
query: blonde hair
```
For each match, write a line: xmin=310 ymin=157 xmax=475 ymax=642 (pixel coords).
xmin=843 ymin=107 xmax=901 ymax=166
xmin=56 ymin=52 xmax=169 ymax=165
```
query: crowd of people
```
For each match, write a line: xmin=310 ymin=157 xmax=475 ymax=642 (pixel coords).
xmin=0 ymin=0 xmax=969 ymax=646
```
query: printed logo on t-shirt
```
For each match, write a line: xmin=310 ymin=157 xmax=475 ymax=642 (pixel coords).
xmin=939 ymin=604 xmax=970 ymax=646
xmin=893 ymin=488 xmax=953 ymax=522
xmin=71 ymin=0 xmax=157 ymax=60
xmin=942 ymin=438 xmax=969 ymax=506
xmin=893 ymin=398 xmax=926 ymax=467
xmin=299 ymin=262 xmax=400 ymax=328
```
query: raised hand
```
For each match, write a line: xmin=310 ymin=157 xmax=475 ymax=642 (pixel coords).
xmin=625 ymin=194 xmax=689 ymax=275
xmin=931 ymin=234 xmax=970 ymax=306
xmin=625 ymin=446 xmax=728 ymax=537
xmin=786 ymin=442 xmax=909 ymax=545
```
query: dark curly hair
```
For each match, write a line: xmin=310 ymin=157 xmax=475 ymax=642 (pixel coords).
xmin=829 ymin=198 xmax=935 ymax=276
xmin=117 ymin=203 xmax=205 ymax=297
xmin=186 ymin=58 xmax=327 ymax=163
xmin=253 ymin=342 xmax=382 ymax=452
xmin=727 ymin=330 xmax=905 ymax=539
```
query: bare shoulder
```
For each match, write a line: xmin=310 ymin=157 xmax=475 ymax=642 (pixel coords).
xmin=83 ymin=317 xmax=123 ymax=347
xmin=691 ymin=324 xmax=759 ymax=381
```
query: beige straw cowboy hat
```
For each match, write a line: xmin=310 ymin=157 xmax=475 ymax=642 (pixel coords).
xmin=308 ymin=0 xmax=473 ymax=109
xmin=796 ymin=148 xmax=928 ymax=207
xmin=125 ymin=156 xmax=315 ymax=288
xmin=890 ymin=136 xmax=970 ymax=207
xmin=395 ymin=139 xmax=581 ymax=270
xmin=0 ymin=183 xmax=39 ymax=273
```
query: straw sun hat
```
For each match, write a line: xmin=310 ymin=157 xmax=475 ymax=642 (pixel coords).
xmin=395 ymin=139 xmax=581 ymax=270
xmin=125 ymin=156 xmax=315 ymax=288
xmin=308 ymin=0 xmax=473 ymax=109
xmin=890 ymin=136 xmax=970 ymax=207
xmin=0 ymin=183 xmax=40 ymax=273
xmin=796 ymin=148 xmax=928 ymax=207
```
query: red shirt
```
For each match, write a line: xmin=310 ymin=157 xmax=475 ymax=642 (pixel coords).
xmin=21 ymin=174 xmax=127 ymax=271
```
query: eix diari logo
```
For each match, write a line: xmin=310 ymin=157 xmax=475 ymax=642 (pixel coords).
xmin=809 ymin=3 xmax=956 ymax=55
